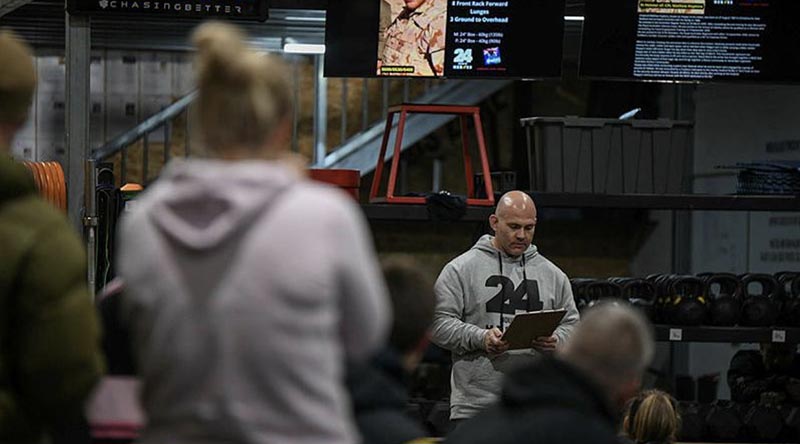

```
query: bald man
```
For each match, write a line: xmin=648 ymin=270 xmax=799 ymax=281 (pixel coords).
xmin=431 ymin=191 xmax=579 ymax=421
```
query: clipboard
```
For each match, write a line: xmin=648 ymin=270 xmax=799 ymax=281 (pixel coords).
xmin=501 ymin=309 xmax=567 ymax=350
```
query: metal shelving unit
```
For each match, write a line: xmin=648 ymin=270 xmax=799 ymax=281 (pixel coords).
xmin=361 ymin=193 xmax=800 ymax=221
xmin=654 ymin=325 xmax=800 ymax=344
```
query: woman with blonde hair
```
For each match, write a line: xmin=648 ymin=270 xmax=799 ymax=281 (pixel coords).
xmin=117 ymin=21 xmax=390 ymax=444
xmin=622 ymin=389 xmax=681 ymax=444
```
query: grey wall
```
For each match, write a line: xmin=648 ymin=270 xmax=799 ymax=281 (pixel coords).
xmin=687 ymin=83 xmax=800 ymax=400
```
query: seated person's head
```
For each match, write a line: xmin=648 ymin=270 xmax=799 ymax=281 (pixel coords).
xmin=382 ymin=256 xmax=435 ymax=372
xmin=760 ymin=342 xmax=797 ymax=373
xmin=622 ymin=389 xmax=680 ymax=444
xmin=559 ymin=302 xmax=655 ymax=410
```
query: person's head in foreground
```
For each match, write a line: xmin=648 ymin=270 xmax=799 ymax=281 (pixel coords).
xmin=192 ymin=21 xmax=293 ymax=162
xmin=622 ymin=389 xmax=680 ymax=444
xmin=559 ymin=301 xmax=655 ymax=411
xmin=0 ymin=29 xmax=36 ymax=152
xmin=382 ymin=256 xmax=436 ymax=372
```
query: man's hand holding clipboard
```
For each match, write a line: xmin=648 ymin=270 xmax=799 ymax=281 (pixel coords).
xmin=500 ymin=309 xmax=567 ymax=352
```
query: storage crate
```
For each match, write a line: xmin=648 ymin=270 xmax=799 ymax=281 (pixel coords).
xmin=521 ymin=117 xmax=694 ymax=194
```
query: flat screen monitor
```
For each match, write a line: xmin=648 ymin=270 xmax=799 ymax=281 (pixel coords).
xmin=324 ymin=0 xmax=566 ymax=79
xmin=580 ymin=0 xmax=800 ymax=83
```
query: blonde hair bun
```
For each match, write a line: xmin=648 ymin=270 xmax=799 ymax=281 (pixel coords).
xmin=192 ymin=21 xmax=254 ymax=86
xmin=190 ymin=21 xmax=292 ymax=156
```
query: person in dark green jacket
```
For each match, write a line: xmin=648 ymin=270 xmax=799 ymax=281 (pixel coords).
xmin=0 ymin=29 xmax=104 ymax=443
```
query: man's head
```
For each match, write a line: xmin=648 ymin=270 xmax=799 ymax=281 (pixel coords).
xmin=382 ymin=256 xmax=436 ymax=372
xmin=559 ymin=302 xmax=655 ymax=411
xmin=489 ymin=190 xmax=537 ymax=257
xmin=403 ymin=0 xmax=427 ymax=10
xmin=0 ymin=30 xmax=36 ymax=151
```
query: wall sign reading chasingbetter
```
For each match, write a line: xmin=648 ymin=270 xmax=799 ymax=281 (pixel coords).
xmin=67 ymin=0 xmax=268 ymax=21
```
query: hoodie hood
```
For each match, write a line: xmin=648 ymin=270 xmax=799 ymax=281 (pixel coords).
xmin=147 ymin=159 xmax=296 ymax=251
xmin=502 ymin=355 xmax=617 ymax=426
xmin=472 ymin=234 xmax=539 ymax=262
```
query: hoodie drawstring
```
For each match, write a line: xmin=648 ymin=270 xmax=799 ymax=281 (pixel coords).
xmin=497 ymin=252 xmax=504 ymax=331
xmin=497 ymin=252 xmax=529 ymax=331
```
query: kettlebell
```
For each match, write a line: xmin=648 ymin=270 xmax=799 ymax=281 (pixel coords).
xmin=790 ymin=275 xmax=800 ymax=327
xmin=669 ymin=276 xmax=708 ymax=326
xmin=584 ymin=280 xmax=624 ymax=309
xmin=775 ymin=271 xmax=798 ymax=294
xmin=740 ymin=273 xmax=781 ymax=327
xmin=705 ymin=400 xmax=743 ymax=442
xmin=569 ymin=278 xmax=596 ymax=313
xmin=648 ymin=273 xmax=678 ymax=324
xmin=703 ymin=273 xmax=743 ymax=326
xmin=775 ymin=272 xmax=800 ymax=327
xmin=612 ymin=277 xmax=657 ymax=322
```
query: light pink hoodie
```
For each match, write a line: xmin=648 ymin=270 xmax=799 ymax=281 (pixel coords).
xmin=118 ymin=159 xmax=390 ymax=444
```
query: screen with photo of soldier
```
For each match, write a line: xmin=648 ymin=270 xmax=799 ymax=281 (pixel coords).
xmin=325 ymin=0 xmax=566 ymax=79
xmin=580 ymin=0 xmax=800 ymax=83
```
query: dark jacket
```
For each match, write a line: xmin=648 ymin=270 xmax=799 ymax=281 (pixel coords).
xmin=445 ymin=355 xmax=620 ymax=444
xmin=0 ymin=155 xmax=104 ymax=442
xmin=347 ymin=350 xmax=428 ymax=444
xmin=728 ymin=349 xmax=800 ymax=404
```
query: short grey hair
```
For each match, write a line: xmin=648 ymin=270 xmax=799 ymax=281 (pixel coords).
xmin=559 ymin=302 xmax=654 ymax=392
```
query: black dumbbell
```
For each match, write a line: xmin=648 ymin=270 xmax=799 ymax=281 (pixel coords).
xmin=744 ymin=402 xmax=785 ymax=442
xmin=705 ymin=400 xmax=743 ymax=442
xmin=677 ymin=401 xmax=708 ymax=442
xmin=784 ymin=406 xmax=800 ymax=443
xmin=741 ymin=274 xmax=782 ymax=327
xmin=702 ymin=273 xmax=743 ymax=326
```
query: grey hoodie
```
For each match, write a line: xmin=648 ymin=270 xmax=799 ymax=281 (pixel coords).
xmin=118 ymin=159 xmax=390 ymax=444
xmin=431 ymin=235 xmax=579 ymax=419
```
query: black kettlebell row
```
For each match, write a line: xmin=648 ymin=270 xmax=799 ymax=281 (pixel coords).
xmin=679 ymin=400 xmax=800 ymax=443
xmin=570 ymin=271 xmax=800 ymax=327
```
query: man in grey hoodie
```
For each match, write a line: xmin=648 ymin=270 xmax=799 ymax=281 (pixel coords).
xmin=431 ymin=190 xmax=579 ymax=421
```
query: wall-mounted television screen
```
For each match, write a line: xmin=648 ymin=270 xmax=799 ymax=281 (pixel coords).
xmin=580 ymin=0 xmax=800 ymax=83
xmin=324 ymin=0 xmax=566 ymax=79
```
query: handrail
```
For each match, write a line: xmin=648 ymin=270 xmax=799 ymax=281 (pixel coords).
xmin=90 ymin=90 xmax=197 ymax=162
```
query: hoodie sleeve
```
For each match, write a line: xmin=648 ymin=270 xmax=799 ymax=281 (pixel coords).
xmin=552 ymin=272 xmax=579 ymax=348
xmin=333 ymin=198 xmax=391 ymax=362
xmin=13 ymin=211 xmax=104 ymax=427
xmin=430 ymin=262 xmax=487 ymax=354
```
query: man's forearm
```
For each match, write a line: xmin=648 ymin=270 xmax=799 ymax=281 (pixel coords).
xmin=431 ymin=315 xmax=486 ymax=354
